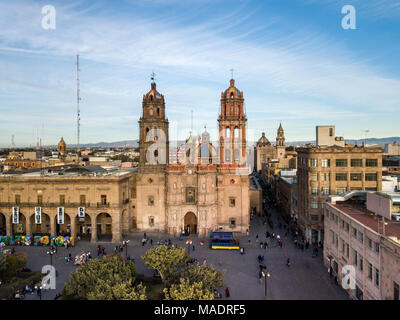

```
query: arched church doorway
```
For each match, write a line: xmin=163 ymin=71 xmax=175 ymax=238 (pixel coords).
xmin=184 ymin=212 xmax=197 ymax=235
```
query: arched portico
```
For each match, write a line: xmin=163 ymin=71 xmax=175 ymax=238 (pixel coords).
xmin=184 ymin=212 xmax=197 ymax=235
xmin=96 ymin=212 xmax=112 ymax=241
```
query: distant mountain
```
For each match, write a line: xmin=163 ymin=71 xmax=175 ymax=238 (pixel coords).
xmin=7 ymin=136 xmax=400 ymax=149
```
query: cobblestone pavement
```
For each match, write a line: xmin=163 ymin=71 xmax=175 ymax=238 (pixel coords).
xmin=11 ymin=201 xmax=349 ymax=301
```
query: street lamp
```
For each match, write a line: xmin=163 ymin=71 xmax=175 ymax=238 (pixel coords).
xmin=46 ymin=249 xmax=56 ymax=266
xmin=264 ymin=269 xmax=270 ymax=300
xmin=124 ymin=240 xmax=130 ymax=258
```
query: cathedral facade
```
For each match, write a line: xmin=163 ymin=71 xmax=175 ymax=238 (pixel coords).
xmin=136 ymin=79 xmax=250 ymax=237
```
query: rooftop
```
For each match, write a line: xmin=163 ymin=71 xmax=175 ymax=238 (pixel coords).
xmin=330 ymin=195 xmax=400 ymax=244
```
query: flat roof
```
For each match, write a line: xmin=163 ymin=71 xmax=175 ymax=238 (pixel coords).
xmin=332 ymin=201 xmax=400 ymax=242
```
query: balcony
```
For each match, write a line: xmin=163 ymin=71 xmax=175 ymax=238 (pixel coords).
xmin=0 ymin=202 xmax=91 ymax=208
xmin=97 ymin=202 xmax=110 ymax=208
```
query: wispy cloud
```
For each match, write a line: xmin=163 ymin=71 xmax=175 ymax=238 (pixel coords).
xmin=0 ymin=0 xmax=399 ymax=146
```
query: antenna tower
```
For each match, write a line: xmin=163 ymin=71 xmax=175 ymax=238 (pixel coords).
xmin=77 ymin=53 xmax=81 ymax=156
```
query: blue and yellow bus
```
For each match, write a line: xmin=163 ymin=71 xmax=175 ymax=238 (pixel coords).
xmin=210 ymin=232 xmax=240 ymax=250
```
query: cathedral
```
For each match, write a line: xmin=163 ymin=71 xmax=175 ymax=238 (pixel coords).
xmin=254 ymin=124 xmax=286 ymax=172
xmin=136 ymin=78 xmax=250 ymax=237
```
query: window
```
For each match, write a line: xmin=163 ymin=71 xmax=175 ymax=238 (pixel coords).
xmin=329 ymin=128 xmax=333 ymax=136
xmin=311 ymin=215 xmax=319 ymax=221
xmin=375 ymin=268 xmax=380 ymax=287
xmin=331 ymin=230 xmax=335 ymax=244
xmin=186 ymin=187 xmax=196 ymax=204
xmin=37 ymin=195 xmax=43 ymax=205
xmin=375 ymin=243 xmax=380 ymax=254
xmin=310 ymin=159 xmax=318 ymax=167
xmin=351 ymin=159 xmax=363 ymax=167
xmin=336 ymin=173 xmax=347 ymax=181
xmin=367 ymin=238 xmax=373 ymax=249
xmin=336 ymin=187 xmax=347 ymax=195
xmin=336 ymin=159 xmax=348 ymax=167
xmin=321 ymin=159 xmax=330 ymax=167
xmin=350 ymin=173 xmax=362 ymax=181
xmin=366 ymin=159 xmax=378 ymax=167
xmin=226 ymin=127 xmax=231 ymax=138
xmin=352 ymin=227 xmax=357 ymax=238
xmin=353 ymin=249 xmax=358 ymax=266
xmin=335 ymin=215 xmax=338 ymax=225
xmin=15 ymin=194 xmax=21 ymax=204
xmin=225 ymin=149 xmax=231 ymax=162
xmin=345 ymin=222 xmax=349 ymax=233
xmin=359 ymin=255 xmax=363 ymax=271
xmin=321 ymin=173 xmax=330 ymax=181
xmin=394 ymin=282 xmax=399 ymax=300
xmin=346 ymin=243 xmax=350 ymax=258
xmin=365 ymin=173 xmax=377 ymax=181
xmin=101 ymin=195 xmax=107 ymax=205
xmin=148 ymin=196 xmax=154 ymax=206
xmin=59 ymin=195 xmax=65 ymax=205
xmin=80 ymin=195 xmax=86 ymax=205
xmin=234 ymin=149 xmax=240 ymax=162
xmin=368 ymin=262 xmax=373 ymax=280
xmin=234 ymin=127 xmax=239 ymax=139
xmin=358 ymin=231 xmax=363 ymax=243
xmin=311 ymin=200 xmax=318 ymax=209
xmin=230 ymin=218 xmax=236 ymax=228
xmin=311 ymin=187 xmax=318 ymax=195
xmin=310 ymin=173 xmax=318 ymax=181
xmin=148 ymin=216 xmax=154 ymax=226
xmin=321 ymin=187 xmax=329 ymax=195
xmin=229 ymin=197 xmax=236 ymax=207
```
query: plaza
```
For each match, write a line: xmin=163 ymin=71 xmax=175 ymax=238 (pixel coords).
xmin=15 ymin=204 xmax=348 ymax=300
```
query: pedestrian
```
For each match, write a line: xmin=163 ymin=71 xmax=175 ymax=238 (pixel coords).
xmin=264 ymin=242 xmax=268 ymax=249
xmin=203 ymin=258 xmax=207 ymax=265
xmin=150 ymin=239 xmax=153 ymax=245
xmin=144 ymin=232 xmax=147 ymax=239
xmin=68 ymin=253 xmax=72 ymax=262
xmin=257 ymin=255 xmax=261 ymax=263
xmin=192 ymin=245 xmax=195 ymax=252
xmin=240 ymin=247 xmax=244 ymax=255
xmin=225 ymin=287 xmax=230 ymax=298
xmin=260 ymin=241 xmax=263 ymax=249
xmin=142 ymin=238 xmax=145 ymax=247
xmin=256 ymin=234 xmax=259 ymax=243
xmin=248 ymin=238 xmax=251 ymax=244
xmin=261 ymin=255 xmax=264 ymax=264
xmin=286 ymin=258 xmax=290 ymax=267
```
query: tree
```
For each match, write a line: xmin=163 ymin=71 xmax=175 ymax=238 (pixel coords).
xmin=181 ymin=263 xmax=225 ymax=291
xmin=62 ymin=254 xmax=146 ymax=300
xmin=0 ymin=254 xmax=7 ymax=279
xmin=165 ymin=262 xmax=225 ymax=293
xmin=87 ymin=282 xmax=146 ymax=300
xmin=163 ymin=278 xmax=214 ymax=300
xmin=142 ymin=245 xmax=191 ymax=281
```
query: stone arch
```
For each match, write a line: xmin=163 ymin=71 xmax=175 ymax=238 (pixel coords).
xmin=29 ymin=212 xmax=50 ymax=235
xmin=96 ymin=212 xmax=112 ymax=241
xmin=54 ymin=213 xmax=72 ymax=236
xmin=12 ymin=211 xmax=27 ymax=235
xmin=0 ymin=212 xmax=5 ymax=235
xmin=122 ymin=209 xmax=130 ymax=234
xmin=75 ymin=213 xmax=92 ymax=240
xmin=184 ymin=212 xmax=197 ymax=235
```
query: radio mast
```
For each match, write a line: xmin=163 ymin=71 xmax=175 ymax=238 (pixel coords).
xmin=77 ymin=53 xmax=81 ymax=156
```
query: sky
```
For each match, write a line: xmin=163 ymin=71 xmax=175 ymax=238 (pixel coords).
xmin=0 ymin=0 xmax=399 ymax=147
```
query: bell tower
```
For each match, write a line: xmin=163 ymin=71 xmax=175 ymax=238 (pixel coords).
xmin=218 ymin=78 xmax=247 ymax=167
xmin=276 ymin=123 xmax=286 ymax=159
xmin=138 ymin=76 xmax=169 ymax=173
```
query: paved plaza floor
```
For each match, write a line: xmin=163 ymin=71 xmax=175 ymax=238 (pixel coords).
xmin=11 ymin=203 xmax=349 ymax=300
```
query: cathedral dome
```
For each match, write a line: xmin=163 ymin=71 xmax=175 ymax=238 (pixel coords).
xmin=145 ymin=82 xmax=162 ymax=100
xmin=257 ymin=132 xmax=271 ymax=147
xmin=223 ymin=79 xmax=242 ymax=98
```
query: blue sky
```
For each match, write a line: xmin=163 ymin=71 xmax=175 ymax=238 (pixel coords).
xmin=0 ymin=0 xmax=399 ymax=147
